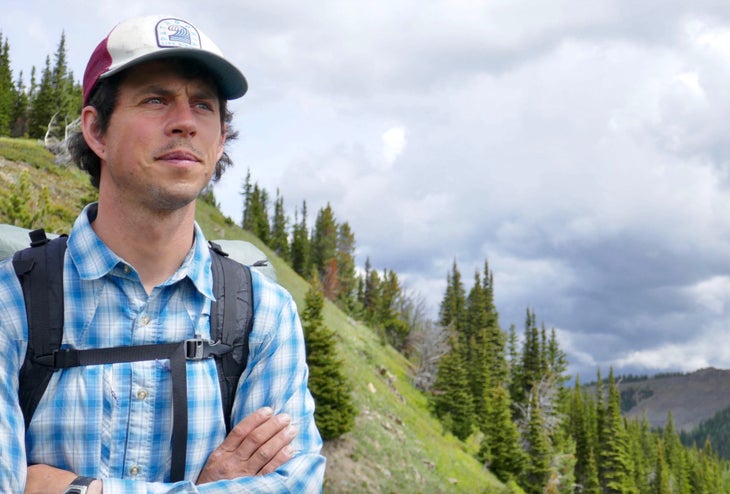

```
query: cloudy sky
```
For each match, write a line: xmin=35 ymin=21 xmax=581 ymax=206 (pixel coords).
xmin=5 ymin=0 xmax=730 ymax=380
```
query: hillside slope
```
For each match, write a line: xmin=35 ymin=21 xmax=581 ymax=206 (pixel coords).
xmin=618 ymin=367 xmax=730 ymax=432
xmin=0 ymin=137 xmax=512 ymax=493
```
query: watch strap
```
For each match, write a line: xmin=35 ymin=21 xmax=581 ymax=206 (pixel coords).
xmin=63 ymin=476 xmax=96 ymax=494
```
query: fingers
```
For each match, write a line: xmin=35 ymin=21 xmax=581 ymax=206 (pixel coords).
xmin=217 ymin=407 xmax=278 ymax=453
xmin=230 ymin=410 xmax=296 ymax=473
xmin=258 ymin=425 xmax=297 ymax=475
xmin=197 ymin=407 xmax=297 ymax=484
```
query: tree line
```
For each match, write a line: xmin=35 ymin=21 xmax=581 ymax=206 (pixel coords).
xmin=0 ymin=31 xmax=81 ymax=140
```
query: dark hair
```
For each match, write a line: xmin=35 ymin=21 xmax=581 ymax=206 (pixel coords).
xmin=67 ymin=58 xmax=238 ymax=189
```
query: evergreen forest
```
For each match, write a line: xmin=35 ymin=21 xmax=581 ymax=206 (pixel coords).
xmin=2 ymin=29 xmax=730 ymax=494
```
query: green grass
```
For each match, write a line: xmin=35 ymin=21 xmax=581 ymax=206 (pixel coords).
xmin=1 ymin=137 xmax=516 ymax=493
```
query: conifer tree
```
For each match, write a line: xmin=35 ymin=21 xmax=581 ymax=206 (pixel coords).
xmin=28 ymin=33 xmax=80 ymax=140
xmin=438 ymin=259 xmax=466 ymax=331
xmin=28 ymin=55 xmax=54 ymax=138
xmin=662 ymin=411 xmax=690 ymax=494
xmin=50 ymin=32 xmax=80 ymax=128
xmin=241 ymin=169 xmax=253 ymax=228
xmin=510 ymin=308 xmax=541 ymax=413
xmin=361 ymin=257 xmax=381 ymax=323
xmin=651 ymin=441 xmax=671 ymax=494
xmin=430 ymin=330 xmax=474 ymax=441
xmin=598 ymin=368 xmax=637 ymax=494
xmin=245 ymin=184 xmax=270 ymax=244
xmin=335 ymin=221 xmax=357 ymax=311
xmin=377 ymin=269 xmax=409 ymax=350
xmin=269 ymin=189 xmax=290 ymax=261
xmin=464 ymin=270 xmax=489 ymax=422
xmin=301 ymin=274 xmax=355 ymax=440
xmin=478 ymin=384 xmax=525 ymax=483
xmin=11 ymin=70 xmax=29 ymax=137
xmin=481 ymin=262 xmax=508 ymax=389
xmin=0 ymin=34 xmax=13 ymax=136
xmin=569 ymin=376 xmax=596 ymax=491
xmin=290 ymin=201 xmax=311 ymax=277
xmin=521 ymin=387 xmax=552 ymax=494
xmin=310 ymin=203 xmax=338 ymax=279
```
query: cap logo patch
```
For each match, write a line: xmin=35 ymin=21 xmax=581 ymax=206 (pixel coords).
xmin=155 ymin=18 xmax=201 ymax=49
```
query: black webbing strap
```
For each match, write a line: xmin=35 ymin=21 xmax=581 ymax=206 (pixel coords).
xmin=208 ymin=242 xmax=254 ymax=433
xmin=52 ymin=338 xmax=233 ymax=482
xmin=13 ymin=232 xmax=67 ymax=431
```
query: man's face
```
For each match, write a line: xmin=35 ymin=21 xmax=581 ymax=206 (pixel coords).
xmin=92 ymin=59 xmax=226 ymax=212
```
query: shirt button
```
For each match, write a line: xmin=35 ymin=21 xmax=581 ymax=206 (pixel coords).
xmin=123 ymin=265 xmax=131 ymax=275
xmin=130 ymin=465 xmax=141 ymax=476
xmin=140 ymin=315 xmax=151 ymax=326
xmin=137 ymin=389 xmax=148 ymax=400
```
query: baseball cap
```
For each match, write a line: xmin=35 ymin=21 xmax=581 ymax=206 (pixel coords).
xmin=82 ymin=15 xmax=247 ymax=105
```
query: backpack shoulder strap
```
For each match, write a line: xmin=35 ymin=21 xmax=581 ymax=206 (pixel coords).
xmin=12 ymin=229 xmax=67 ymax=431
xmin=208 ymin=241 xmax=254 ymax=432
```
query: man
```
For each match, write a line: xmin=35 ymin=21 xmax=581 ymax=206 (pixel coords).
xmin=0 ymin=15 xmax=325 ymax=493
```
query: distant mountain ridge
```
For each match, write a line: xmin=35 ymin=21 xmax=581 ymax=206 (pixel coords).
xmin=616 ymin=367 xmax=730 ymax=432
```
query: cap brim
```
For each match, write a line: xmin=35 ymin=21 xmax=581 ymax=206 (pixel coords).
xmin=100 ymin=48 xmax=248 ymax=100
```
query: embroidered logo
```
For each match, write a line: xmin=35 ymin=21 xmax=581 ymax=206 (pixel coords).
xmin=155 ymin=18 xmax=201 ymax=49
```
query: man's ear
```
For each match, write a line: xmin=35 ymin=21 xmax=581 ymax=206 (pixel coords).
xmin=81 ymin=106 xmax=106 ymax=160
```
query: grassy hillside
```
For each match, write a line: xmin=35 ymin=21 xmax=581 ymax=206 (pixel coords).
xmin=0 ymin=137 xmax=514 ymax=493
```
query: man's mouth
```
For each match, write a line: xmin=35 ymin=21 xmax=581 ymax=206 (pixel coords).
xmin=156 ymin=150 xmax=200 ymax=163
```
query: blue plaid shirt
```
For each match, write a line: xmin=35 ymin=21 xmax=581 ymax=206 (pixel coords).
xmin=0 ymin=204 xmax=325 ymax=493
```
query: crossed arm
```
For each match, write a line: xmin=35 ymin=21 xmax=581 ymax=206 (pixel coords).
xmin=25 ymin=407 xmax=296 ymax=494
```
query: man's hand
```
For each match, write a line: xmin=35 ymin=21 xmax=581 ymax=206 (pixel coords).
xmin=24 ymin=465 xmax=102 ymax=494
xmin=196 ymin=407 xmax=297 ymax=484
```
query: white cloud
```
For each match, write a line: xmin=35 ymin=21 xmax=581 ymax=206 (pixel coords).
xmin=381 ymin=126 xmax=406 ymax=168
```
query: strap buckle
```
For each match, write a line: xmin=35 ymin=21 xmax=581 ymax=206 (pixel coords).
xmin=185 ymin=338 xmax=209 ymax=360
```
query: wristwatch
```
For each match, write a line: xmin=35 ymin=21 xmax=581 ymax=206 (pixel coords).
xmin=63 ymin=476 xmax=96 ymax=494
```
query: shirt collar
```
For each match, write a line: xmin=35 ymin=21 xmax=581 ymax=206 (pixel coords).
xmin=66 ymin=203 xmax=215 ymax=301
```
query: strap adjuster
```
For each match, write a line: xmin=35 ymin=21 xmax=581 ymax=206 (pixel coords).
xmin=185 ymin=338 xmax=208 ymax=360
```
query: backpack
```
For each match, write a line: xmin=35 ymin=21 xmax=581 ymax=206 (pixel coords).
xmin=12 ymin=229 xmax=254 ymax=482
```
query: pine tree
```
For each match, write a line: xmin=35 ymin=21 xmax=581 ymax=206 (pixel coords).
xmin=377 ymin=269 xmax=409 ymax=350
xmin=27 ymin=33 xmax=80 ymax=140
xmin=478 ymin=384 xmax=525 ymax=482
xmin=247 ymin=184 xmax=270 ymax=243
xmin=510 ymin=308 xmax=541 ymax=412
xmin=310 ymin=203 xmax=338 ymax=281
xmin=598 ymin=368 xmax=637 ymax=494
xmin=0 ymin=34 xmax=13 ymax=136
xmin=50 ymin=32 xmax=79 ymax=133
xmin=11 ymin=70 xmax=29 ymax=137
xmin=241 ymin=169 xmax=253 ymax=228
xmin=269 ymin=189 xmax=289 ymax=261
xmin=569 ymin=376 xmax=595 ymax=491
xmin=290 ymin=201 xmax=311 ymax=277
xmin=662 ymin=411 xmax=690 ymax=494
xmin=335 ymin=221 xmax=357 ymax=312
xmin=463 ymin=269 xmax=493 ymax=426
xmin=301 ymin=274 xmax=355 ymax=440
xmin=522 ymin=387 xmax=552 ymax=494
xmin=361 ymin=257 xmax=381 ymax=323
xmin=651 ymin=441 xmax=671 ymax=494
xmin=439 ymin=259 xmax=466 ymax=331
xmin=430 ymin=330 xmax=474 ymax=441
xmin=28 ymin=55 xmax=55 ymax=138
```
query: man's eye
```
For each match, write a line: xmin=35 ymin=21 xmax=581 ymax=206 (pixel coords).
xmin=144 ymin=97 xmax=164 ymax=105
xmin=195 ymin=102 xmax=214 ymax=111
